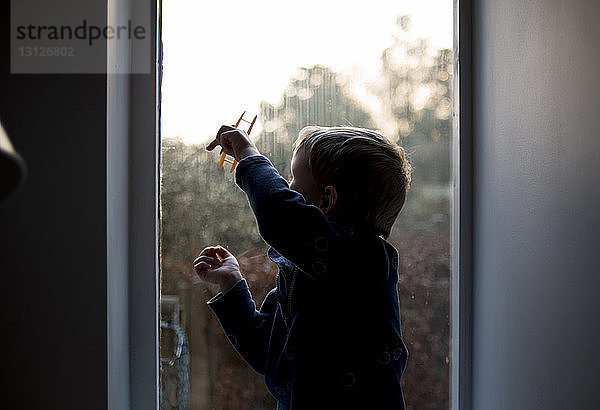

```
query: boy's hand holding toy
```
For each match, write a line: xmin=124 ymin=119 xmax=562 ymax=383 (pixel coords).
xmin=206 ymin=125 xmax=260 ymax=162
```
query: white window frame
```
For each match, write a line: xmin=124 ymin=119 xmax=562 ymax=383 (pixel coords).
xmin=106 ymin=0 xmax=473 ymax=408
xmin=107 ymin=0 xmax=161 ymax=408
xmin=452 ymin=0 xmax=473 ymax=409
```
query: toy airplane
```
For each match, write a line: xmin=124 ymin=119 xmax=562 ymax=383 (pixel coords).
xmin=218 ymin=111 xmax=258 ymax=173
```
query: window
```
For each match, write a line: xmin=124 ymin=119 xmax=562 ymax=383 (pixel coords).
xmin=159 ymin=1 xmax=455 ymax=409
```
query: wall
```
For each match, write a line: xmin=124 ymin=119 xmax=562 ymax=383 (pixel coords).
xmin=0 ymin=2 xmax=108 ymax=408
xmin=3 ymin=0 xmax=600 ymax=408
xmin=472 ymin=0 xmax=600 ymax=408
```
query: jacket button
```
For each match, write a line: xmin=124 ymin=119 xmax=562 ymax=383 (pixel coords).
xmin=285 ymin=345 xmax=295 ymax=360
xmin=314 ymin=236 xmax=328 ymax=252
xmin=227 ymin=334 xmax=238 ymax=347
xmin=393 ymin=347 xmax=403 ymax=361
xmin=275 ymin=386 xmax=287 ymax=396
xmin=341 ymin=372 xmax=356 ymax=387
xmin=378 ymin=351 xmax=391 ymax=365
xmin=312 ymin=261 xmax=327 ymax=275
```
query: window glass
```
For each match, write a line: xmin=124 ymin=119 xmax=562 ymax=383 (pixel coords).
xmin=160 ymin=1 xmax=452 ymax=408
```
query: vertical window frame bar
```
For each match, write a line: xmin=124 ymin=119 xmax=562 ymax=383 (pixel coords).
xmin=452 ymin=0 xmax=473 ymax=409
xmin=128 ymin=0 xmax=162 ymax=407
xmin=107 ymin=0 xmax=162 ymax=408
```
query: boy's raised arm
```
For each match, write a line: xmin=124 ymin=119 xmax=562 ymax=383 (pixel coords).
xmin=235 ymin=155 xmax=347 ymax=280
xmin=206 ymin=125 xmax=347 ymax=279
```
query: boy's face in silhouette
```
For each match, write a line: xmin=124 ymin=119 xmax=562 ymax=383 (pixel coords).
xmin=289 ymin=148 xmax=322 ymax=208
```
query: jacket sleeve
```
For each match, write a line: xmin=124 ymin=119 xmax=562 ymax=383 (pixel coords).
xmin=207 ymin=279 xmax=277 ymax=375
xmin=235 ymin=155 xmax=349 ymax=280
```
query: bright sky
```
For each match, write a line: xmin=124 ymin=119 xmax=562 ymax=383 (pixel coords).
xmin=161 ymin=0 xmax=453 ymax=144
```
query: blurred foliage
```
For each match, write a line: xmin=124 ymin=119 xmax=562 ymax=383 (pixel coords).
xmin=257 ymin=64 xmax=375 ymax=177
xmin=161 ymin=16 xmax=451 ymax=410
xmin=160 ymin=142 xmax=265 ymax=294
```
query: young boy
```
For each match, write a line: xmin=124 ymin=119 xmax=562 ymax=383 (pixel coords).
xmin=194 ymin=125 xmax=412 ymax=409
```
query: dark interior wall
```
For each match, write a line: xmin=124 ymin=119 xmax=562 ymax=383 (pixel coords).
xmin=0 ymin=2 xmax=107 ymax=409
xmin=3 ymin=0 xmax=600 ymax=409
xmin=472 ymin=0 xmax=600 ymax=408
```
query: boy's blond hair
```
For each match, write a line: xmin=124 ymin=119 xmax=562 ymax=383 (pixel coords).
xmin=294 ymin=126 xmax=412 ymax=238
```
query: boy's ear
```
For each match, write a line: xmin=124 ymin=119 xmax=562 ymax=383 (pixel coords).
xmin=320 ymin=185 xmax=338 ymax=217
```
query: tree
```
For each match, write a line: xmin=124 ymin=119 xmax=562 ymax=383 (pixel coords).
xmin=370 ymin=16 xmax=453 ymax=239
xmin=372 ymin=16 xmax=452 ymax=409
xmin=160 ymin=140 xmax=264 ymax=294
xmin=160 ymin=21 xmax=453 ymax=408
xmin=256 ymin=64 xmax=375 ymax=176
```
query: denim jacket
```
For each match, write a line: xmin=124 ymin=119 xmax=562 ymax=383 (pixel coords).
xmin=208 ymin=155 xmax=408 ymax=409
